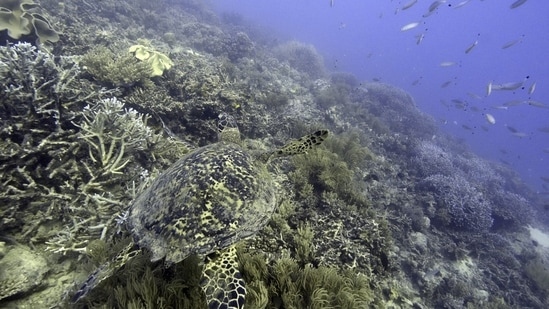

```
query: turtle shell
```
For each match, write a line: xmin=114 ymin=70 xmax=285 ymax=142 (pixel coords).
xmin=128 ymin=141 xmax=276 ymax=264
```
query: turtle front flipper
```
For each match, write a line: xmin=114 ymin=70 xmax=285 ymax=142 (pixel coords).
xmin=71 ymin=242 xmax=139 ymax=303
xmin=201 ymin=246 xmax=246 ymax=309
xmin=271 ymin=129 xmax=330 ymax=160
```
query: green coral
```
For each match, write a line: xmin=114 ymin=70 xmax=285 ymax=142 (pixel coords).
xmin=80 ymin=46 xmax=154 ymax=88
xmin=239 ymin=252 xmax=377 ymax=309
xmin=129 ymin=41 xmax=173 ymax=77
xmin=289 ymin=131 xmax=373 ymax=209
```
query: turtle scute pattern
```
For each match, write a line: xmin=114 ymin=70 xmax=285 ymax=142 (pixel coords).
xmin=128 ymin=139 xmax=277 ymax=265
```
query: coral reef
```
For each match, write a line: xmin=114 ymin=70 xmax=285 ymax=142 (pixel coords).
xmin=0 ymin=0 xmax=547 ymax=308
xmin=273 ymin=40 xmax=326 ymax=79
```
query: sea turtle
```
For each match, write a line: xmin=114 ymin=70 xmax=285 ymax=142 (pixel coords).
xmin=71 ymin=113 xmax=329 ymax=308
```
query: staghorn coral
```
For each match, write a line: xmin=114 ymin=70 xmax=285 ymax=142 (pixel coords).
xmin=0 ymin=41 xmax=114 ymax=235
xmin=0 ymin=42 xmax=93 ymax=123
xmin=80 ymin=45 xmax=154 ymax=88
xmin=76 ymin=97 xmax=159 ymax=175
xmin=413 ymin=140 xmax=455 ymax=177
xmin=422 ymin=174 xmax=493 ymax=232
xmin=489 ymin=189 xmax=533 ymax=229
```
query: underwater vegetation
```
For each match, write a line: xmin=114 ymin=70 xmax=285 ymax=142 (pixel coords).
xmin=0 ymin=0 xmax=548 ymax=308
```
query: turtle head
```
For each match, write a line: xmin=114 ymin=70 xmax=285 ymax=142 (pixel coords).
xmin=217 ymin=112 xmax=241 ymax=145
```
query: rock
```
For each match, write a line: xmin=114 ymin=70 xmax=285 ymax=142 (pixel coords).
xmin=0 ymin=245 xmax=48 ymax=300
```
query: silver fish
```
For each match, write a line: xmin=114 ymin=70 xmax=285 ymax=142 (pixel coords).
xmin=485 ymin=114 xmax=496 ymax=125
xmin=429 ymin=0 xmax=447 ymax=12
xmin=486 ymin=81 xmax=493 ymax=96
xmin=401 ymin=22 xmax=420 ymax=31
xmin=495 ymin=81 xmax=523 ymax=90
xmin=527 ymin=100 xmax=548 ymax=108
xmin=439 ymin=61 xmax=456 ymax=67
xmin=465 ymin=39 xmax=478 ymax=54
xmin=454 ymin=0 xmax=470 ymax=9
xmin=402 ymin=0 xmax=418 ymax=10
xmin=501 ymin=38 xmax=521 ymax=49
xmin=441 ymin=80 xmax=453 ymax=88
xmin=528 ymin=82 xmax=536 ymax=95
xmin=416 ymin=33 xmax=425 ymax=45
xmin=510 ymin=0 xmax=528 ymax=9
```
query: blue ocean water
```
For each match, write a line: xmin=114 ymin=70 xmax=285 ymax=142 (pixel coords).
xmin=211 ymin=0 xmax=549 ymax=194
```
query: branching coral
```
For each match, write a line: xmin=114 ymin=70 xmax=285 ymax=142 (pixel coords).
xmin=0 ymin=42 xmax=187 ymax=258
xmin=422 ymin=174 xmax=493 ymax=232
xmin=76 ymin=97 xmax=158 ymax=176
xmin=80 ymin=45 xmax=154 ymax=88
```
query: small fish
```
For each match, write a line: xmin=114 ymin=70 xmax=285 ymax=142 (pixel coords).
xmin=486 ymin=81 xmax=493 ymax=96
xmin=462 ymin=124 xmax=472 ymax=130
xmin=470 ymin=106 xmax=480 ymax=112
xmin=465 ymin=38 xmax=479 ymax=54
xmin=453 ymin=0 xmax=470 ymax=9
xmin=512 ymin=132 xmax=528 ymax=138
xmin=412 ymin=79 xmax=421 ymax=86
xmin=506 ymin=126 xmax=518 ymax=133
xmin=528 ymin=82 xmax=536 ymax=95
xmin=537 ymin=126 xmax=549 ymax=133
xmin=441 ymin=80 xmax=453 ymax=88
xmin=497 ymin=81 xmax=523 ymax=90
xmin=429 ymin=0 xmax=447 ymax=12
xmin=416 ymin=33 xmax=425 ymax=45
xmin=526 ymin=100 xmax=548 ymax=108
xmin=543 ymin=148 xmax=549 ymax=154
xmin=502 ymin=100 xmax=524 ymax=107
xmin=542 ymin=176 xmax=549 ymax=183
xmin=501 ymin=38 xmax=521 ymax=49
xmin=491 ymin=105 xmax=508 ymax=110
xmin=401 ymin=22 xmax=420 ymax=31
xmin=481 ymin=125 xmax=489 ymax=132
xmin=510 ymin=0 xmax=528 ymax=9
xmin=467 ymin=92 xmax=482 ymax=100
xmin=402 ymin=0 xmax=418 ymax=10
xmin=439 ymin=61 xmax=456 ymax=67
xmin=330 ymin=0 xmax=334 ymax=7
xmin=485 ymin=114 xmax=496 ymax=124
